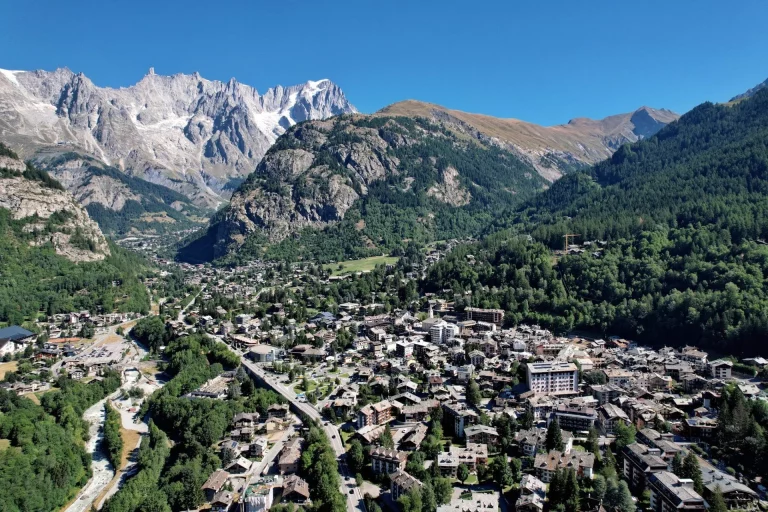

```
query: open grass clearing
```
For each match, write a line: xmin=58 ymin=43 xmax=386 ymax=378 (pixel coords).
xmin=323 ymin=255 xmax=399 ymax=276
xmin=0 ymin=361 xmax=18 ymax=379
xmin=293 ymin=379 xmax=318 ymax=393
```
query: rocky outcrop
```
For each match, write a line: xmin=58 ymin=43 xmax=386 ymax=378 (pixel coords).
xmin=427 ymin=166 xmax=471 ymax=206
xmin=0 ymin=152 xmax=110 ymax=262
xmin=198 ymin=114 xmax=547 ymax=259
xmin=46 ymin=157 xmax=142 ymax=211
xmin=0 ymin=68 xmax=356 ymax=207
xmin=0 ymin=154 xmax=25 ymax=172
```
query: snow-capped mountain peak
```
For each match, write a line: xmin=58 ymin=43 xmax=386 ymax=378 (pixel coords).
xmin=0 ymin=68 xmax=357 ymax=206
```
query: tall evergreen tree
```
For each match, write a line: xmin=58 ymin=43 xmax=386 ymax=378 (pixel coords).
xmin=520 ymin=409 xmax=534 ymax=430
xmin=549 ymin=469 xmax=564 ymax=506
xmin=672 ymin=452 xmax=684 ymax=476
xmin=546 ymin=421 xmax=565 ymax=451
xmin=708 ymin=486 xmax=728 ymax=512
xmin=398 ymin=487 xmax=423 ymax=512
xmin=564 ymin=468 xmax=580 ymax=512
xmin=466 ymin=378 xmax=481 ymax=407
xmin=348 ymin=439 xmax=365 ymax=474
xmin=380 ymin=424 xmax=395 ymax=449
xmin=510 ymin=458 xmax=522 ymax=483
xmin=591 ymin=474 xmax=607 ymax=502
xmin=587 ymin=426 xmax=601 ymax=460
xmin=682 ymin=452 xmax=704 ymax=495
xmin=614 ymin=481 xmax=636 ymax=512
xmin=421 ymin=482 xmax=437 ymax=512
xmin=492 ymin=456 xmax=513 ymax=488
xmin=601 ymin=446 xmax=618 ymax=480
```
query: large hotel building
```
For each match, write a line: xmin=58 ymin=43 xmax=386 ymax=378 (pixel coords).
xmin=527 ymin=362 xmax=579 ymax=396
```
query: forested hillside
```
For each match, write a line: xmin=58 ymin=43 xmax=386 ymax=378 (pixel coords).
xmin=424 ymin=88 xmax=768 ymax=353
xmin=0 ymin=146 xmax=150 ymax=324
xmin=0 ymin=372 xmax=121 ymax=511
xmin=180 ymin=115 xmax=548 ymax=263
xmin=509 ymin=87 xmax=768 ymax=247
xmin=0 ymin=209 xmax=150 ymax=324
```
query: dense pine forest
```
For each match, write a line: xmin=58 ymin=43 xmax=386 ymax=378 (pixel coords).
xmin=0 ymin=208 xmax=151 ymax=325
xmin=425 ymin=88 xmax=768 ymax=353
xmin=0 ymin=372 xmax=121 ymax=511
xmin=508 ymin=88 xmax=768 ymax=246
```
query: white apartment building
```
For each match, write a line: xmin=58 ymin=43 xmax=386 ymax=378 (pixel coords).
xmin=709 ymin=359 xmax=733 ymax=379
xmin=527 ymin=362 xmax=579 ymax=396
xmin=430 ymin=321 xmax=459 ymax=345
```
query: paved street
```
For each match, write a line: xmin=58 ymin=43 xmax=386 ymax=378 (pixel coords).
xmin=252 ymin=425 xmax=294 ymax=477
xmin=233 ymin=349 xmax=366 ymax=512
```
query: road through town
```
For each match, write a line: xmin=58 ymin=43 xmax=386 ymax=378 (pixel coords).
xmin=233 ymin=348 xmax=366 ymax=512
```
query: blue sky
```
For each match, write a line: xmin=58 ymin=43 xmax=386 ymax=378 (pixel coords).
xmin=3 ymin=0 xmax=768 ymax=125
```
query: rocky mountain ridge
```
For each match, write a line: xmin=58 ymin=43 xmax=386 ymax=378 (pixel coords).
xmin=32 ymin=151 xmax=208 ymax=236
xmin=377 ymin=101 xmax=679 ymax=180
xmin=181 ymin=114 xmax=549 ymax=262
xmin=0 ymin=145 xmax=110 ymax=262
xmin=0 ymin=67 xmax=357 ymax=207
xmin=730 ymin=77 xmax=768 ymax=103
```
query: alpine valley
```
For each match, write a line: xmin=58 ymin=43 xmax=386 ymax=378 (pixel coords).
xmin=0 ymin=67 xmax=679 ymax=244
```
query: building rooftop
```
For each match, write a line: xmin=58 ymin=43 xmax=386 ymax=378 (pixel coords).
xmin=0 ymin=325 xmax=33 ymax=341
xmin=528 ymin=362 xmax=578 ymax=373
xmin=649 ymin=471 xmax=706 ymax=506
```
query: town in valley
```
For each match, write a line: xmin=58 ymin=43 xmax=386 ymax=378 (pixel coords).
xmin=3 ymin=243 xmax=766 ymax=512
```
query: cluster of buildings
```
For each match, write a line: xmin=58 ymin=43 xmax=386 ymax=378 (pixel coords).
xmin=143 ymin=257 xmax=768 ymax=512
xmin=200 ymin=405 xmax=309 ymax=511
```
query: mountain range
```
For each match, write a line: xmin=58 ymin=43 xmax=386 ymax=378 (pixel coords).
xmin=181 ymin=101 xmax=679 ymax=262
xmin=377 ymin=101 xmax=679 ymax=180
xmin=0 ymin=68 xmax=357 ymax=207
xmin=180 ymin=114 xmax=551 ymax=262
xmin=17 ymin=66 xmax=768 ymax=263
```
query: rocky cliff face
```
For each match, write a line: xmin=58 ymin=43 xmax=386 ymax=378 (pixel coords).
xmin=47 ymin=156 xmax=141 ymax=211
xmin=192 ymin=114 xmax=547 ymax=261
xmin=377 ymin=101 xmax=679 ymax=181
xmin=0 ymin=68 xmax=356 ymax=207
xmin=0 ymin=150 xmax=110 ymax=262
xmin=28 ymin=151 xmax=208 ymax=236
